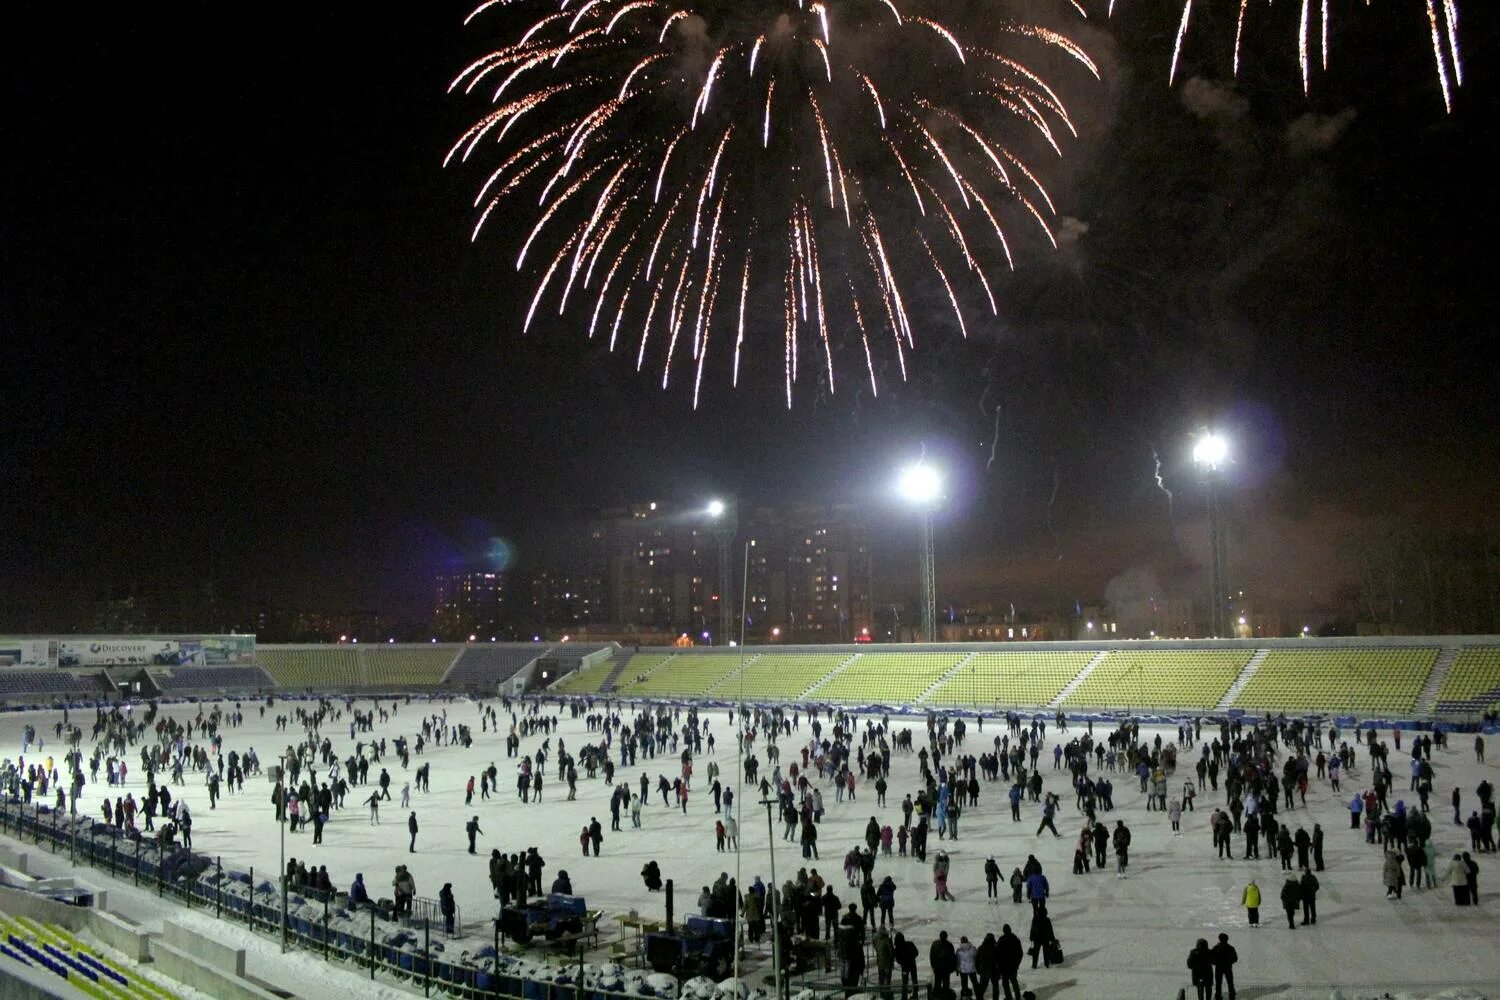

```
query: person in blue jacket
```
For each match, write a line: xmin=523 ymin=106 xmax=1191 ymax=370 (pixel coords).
xmin=1025 ymin=869 xmax=1049 ymax=911
xmin=348 ymin=873 xmax=369 ymax=909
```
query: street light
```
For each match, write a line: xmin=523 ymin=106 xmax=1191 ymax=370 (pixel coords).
xmin=897 ymin=463 xmax=942 ymax=643
xmin=706 ymin=498 xmax=736 ymax=646
xmin=1192 ymin=431 xmax=1230 ymax=638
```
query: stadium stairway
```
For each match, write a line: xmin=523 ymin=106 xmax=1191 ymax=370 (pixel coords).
xmin=1216 ymin=648 xmax=1270 ymax=711
xmin=595 ymin=653 xmax=634 ymax=693
xmin=1415 ymin=645 xmax=1460 ymax=716
xmin=798 ymin=651 xmax=865 ymax=700
xmin=914 ymin=652 xmax=977 ymax=705
xmin=1047 ymin=649 xmax=1109 ymax=709
xmin=356 ymin=650 xmax=373 ymax=687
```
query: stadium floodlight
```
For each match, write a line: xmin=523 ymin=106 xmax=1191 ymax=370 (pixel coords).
xmin=1192 ymin=432 xmax=1229 ymax=471
xmin=704 ymin=497 xmax=737 ymax=645
xmin=896 ymin=464 xmax=943 ymax=505
xmin=896 ymin=463 xmax=943 ymax=642
xmin=1192 ymin=429 xmax=1231 ymax=637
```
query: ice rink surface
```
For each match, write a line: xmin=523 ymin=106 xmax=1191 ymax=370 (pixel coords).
xmin=3 ymin=695 xmax=1496 ymax=999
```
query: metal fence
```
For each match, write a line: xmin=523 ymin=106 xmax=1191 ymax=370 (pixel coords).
xmin=0 ymin=798 xmax=639 ymax=1000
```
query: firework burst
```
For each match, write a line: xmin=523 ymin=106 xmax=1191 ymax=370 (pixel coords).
xmin=449 ymin=0 xmax=1097 ymax=408
xmin=1119 ymin=0 xmax=1466 ymax=112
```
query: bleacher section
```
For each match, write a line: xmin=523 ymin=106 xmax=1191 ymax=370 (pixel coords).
xmin=0 ymin=907 xmax=182 ymax=1000
xmin=729 ymin=654 xmax=849 ymax=699
xmin=1232 ymin=647 xmax=1438 ymax=715
xmin=0 ymin=671 xmax=99 ymax=697
xmin=928 ymin=651 xmax=1096 ymax=707
xmin=154 ymin=666 xmax=272 ymax=692
xmin=615 ymin=654 xmax=741 ymax=697
xmin=363 ymin=647 xmax=460 ymax=686
xmin=812 ymin=652 xmax=965 ymax=703
xmin=1064 ymin=649 xmax=1252 ymax=710
xmin=441 ymin=644 xmax=545 ymax=688
xmin=1434 ymin=646 xmax=1500 ymax=715
xmin=255 ymin=647 xmax=362 ymax=688
xmin=551 ymin=658 xmax=616 ymax=694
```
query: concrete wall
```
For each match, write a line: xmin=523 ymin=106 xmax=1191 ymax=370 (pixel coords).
xmin=0 ymin=884 xmax=144 ymax=962
xmin=0 ymin=961 xmax=94 ymax=1000
xmin=146 ymin=939 xmax=280 ymax=1000
xmin=163 ymin=919 xmax=245 ymax=977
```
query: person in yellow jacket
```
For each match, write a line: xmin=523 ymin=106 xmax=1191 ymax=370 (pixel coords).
xmin=1242 ymin=879 xmax=1261 ymax=927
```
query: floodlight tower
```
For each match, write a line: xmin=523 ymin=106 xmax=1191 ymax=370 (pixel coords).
xmin=1192 ymin=432 xmax=1230 ymax=638
xmin=706 ymin=498 xmax=736 ymax=646
xmin=897 ymin=464 xmax=943 ymax=643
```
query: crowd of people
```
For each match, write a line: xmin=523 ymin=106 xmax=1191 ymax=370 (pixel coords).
xmin=3 ymin=694 xmax=1496 ymax=1000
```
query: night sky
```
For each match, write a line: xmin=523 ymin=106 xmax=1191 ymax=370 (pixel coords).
xmin=3 ymin=2 xmax=1496 ymax=631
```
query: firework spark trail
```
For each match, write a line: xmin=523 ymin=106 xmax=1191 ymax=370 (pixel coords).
xmin=452 ymin=0 xmax=1095 ymax=402
xmin=1169 ymin=0 xmax=1193 ymax=85
xmin=1149 ymin=443 xmax=1174 ymax=514
xmin=1138 ymin=0 xmax=1465 ymax=109
xmin=1299 ymin=0 xmax=1311 ymax=95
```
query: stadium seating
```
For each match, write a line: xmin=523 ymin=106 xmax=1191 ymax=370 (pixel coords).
xmin=443 ymin=644 xmax=547 ymax=688
xmin=1435 ymin=647 xmax=1500 ymax=715
xmin=927 ymin=651 xmax=1096 ymax=708
xmin=614 ymin=654 xmax=743 ymax=696
xmin=729 ymin=654 xmax=849 ymax=699
xmin=811 ymin=652 xmax=966 ymax=704
xmin=363 ymin=647 xmax=460 ymax=686
xmin=1063 ymin=649 xmax=1252 ymax=710
xmin=0 ymin=907 xmax=182 ymax=1000
xmin=155 ymin=666 xmax=273 ymax=691
xmin=551 ymin=658 xmax=616 ymax=694
xmin=0 ymin=671 xmax=98 ymax=697
xmin=255 ymin=648 xmax=363 ymax=688
xmin=1231 ymin=647 xmax=1438 ymax=715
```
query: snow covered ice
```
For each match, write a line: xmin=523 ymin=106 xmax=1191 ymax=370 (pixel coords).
xmin=3 ymin=696 xmax=1496 ymax=999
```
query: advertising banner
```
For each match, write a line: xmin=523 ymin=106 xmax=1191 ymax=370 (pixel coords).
xmin=54 ymin=636 xmax=256 ymax=668
xmin=0 ymin=639 xmax=57 ymax=669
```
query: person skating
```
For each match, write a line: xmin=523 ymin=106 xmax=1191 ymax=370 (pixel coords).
xmin=1187 ymin=938 xmax=1214 ymax=1000
xmin=466 ymin=815 xmax=484 ymax=854
xmin=933 ymin=850 xmax=954 ymax=901
xmin=972 ymin=929 xmax=996 ymax=1000
xmin=895 ymin=931 xmax=920 ymax=997
xmin=1383 ymin=850 xmax=1405 ymax=899
xmin=955 ymin=935 xmax=978 ymax=997
xmin=929 ymin=929 xmax=957 ymax=993
xmin=1299 ymin=870 xmax=1319 ymax=924
xmin=1113 ymin=820 xmax=1132 ymax=878
xmin=1279 ymin=875 xmax=1302 ymax=929
xmin=1026 ymin=904 xmax=1056 ymax=969
xmin=588 ymin=816 xmax=604 ymax=856
xmin=408 ymin=810 xmax=418 ymax=852
xmin=1025 ymin=867 xmax=1049 ymax=912
xmin=439 ymin=882 xmax=456 ymax=935
xmin=1210 ymin=933 xmax=1238 ymax=1000
xmin=1242 ymin=879 xmax=1260 ymax=927
xmin=995 ymin=924 xmax=1023 ymax=1000
xmin=1009 ymin=867 xmax=1024 ymax=904
xmin=985 ymin=855 xmax=1001 ymax=901
xmin=1035 ymin=796 xmax=1060 ymax=838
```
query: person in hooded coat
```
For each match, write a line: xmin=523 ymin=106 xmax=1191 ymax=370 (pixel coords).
xmin=1187 ymin=938 xmax=1214 ymax=1000
xmin=895 ymin=931 xmax=920 ymax=996
xmin=1027 ymin=904 xmax=1056 ymax=969
xmin=348 ymin=873 xmax=369 ymax=909
xmin=995 ymin=924 xmax=1023 ymax=1000
xmin=439 ymin=883 xmax=456 ymax=934
xmin=975 ymin=932 xmax=1000 ymax=1000
xmin=1383 ymin=851 xmax=1405 ymax=899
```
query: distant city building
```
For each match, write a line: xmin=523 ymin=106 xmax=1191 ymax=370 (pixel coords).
xmin=433 ymin=572 xmax=509 ymax=641
xmin=577 ymin=501 xmax=873 ymax=643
